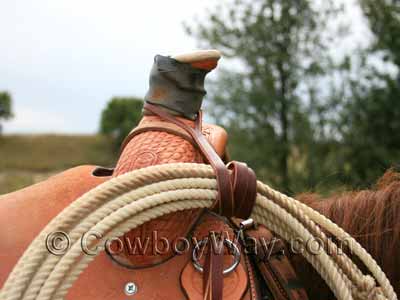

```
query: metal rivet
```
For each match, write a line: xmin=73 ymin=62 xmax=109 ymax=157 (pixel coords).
xmin=124 ymin=282 xmax=138 ymax=296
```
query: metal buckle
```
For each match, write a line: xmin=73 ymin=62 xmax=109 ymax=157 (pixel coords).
xmin=239 ymin=218 xmax=255 ymax=230
xmin=192 ymin=238 xmax=241 ymax=275
xmin=237 ymin=218 xmax=255 ymax=242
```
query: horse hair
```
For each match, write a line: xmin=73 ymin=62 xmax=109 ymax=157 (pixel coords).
xmin=289 ymin=169 xmax=400 ymax=299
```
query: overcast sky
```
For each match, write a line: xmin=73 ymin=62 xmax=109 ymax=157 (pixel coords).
xmin=0 ymin=0 xmax=368 ymax=134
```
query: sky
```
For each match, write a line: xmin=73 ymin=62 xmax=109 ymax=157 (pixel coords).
xmin=0 ymin=0 xmax=369 ymax=134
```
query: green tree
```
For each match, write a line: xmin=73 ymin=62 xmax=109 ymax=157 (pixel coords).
xmin=186 ymin=0 xmax=345 ymax=193
xmin=335 ymin=0 xmax=400 ymax=186
xmin=0 ymin=92 xmax=14 ymax=135
xmin=340 ymin=73 xmax=400 ymax=185
xmin=360 ymin=0 xmax=400 ymax=67
xmin=100 ymin=97 xmax=143 ymax=149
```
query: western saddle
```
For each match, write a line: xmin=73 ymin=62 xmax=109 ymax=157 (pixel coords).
xmin=0 ymin=50 xmax=310 ymax=300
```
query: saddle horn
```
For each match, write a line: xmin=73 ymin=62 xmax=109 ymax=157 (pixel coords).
xmin=144 ymin=49 xmax=221 ymax=119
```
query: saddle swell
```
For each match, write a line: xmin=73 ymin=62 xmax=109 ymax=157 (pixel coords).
xmin=111 ymin=110 xmax=259 ymax=300
xmin=112 ymin=113 xmax=229 ymax=267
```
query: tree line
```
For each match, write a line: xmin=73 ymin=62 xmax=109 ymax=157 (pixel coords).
xmin=4 ymin=0 xmax=396 ymax=195
xmin=100 ymin=1 xmax=400 ymax=194
xmin=180 ymin=0 xmax=400 ymax=194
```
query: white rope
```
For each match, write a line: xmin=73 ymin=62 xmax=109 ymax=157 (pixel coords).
xmin=0 ymin=163 xmax=396 ymax=300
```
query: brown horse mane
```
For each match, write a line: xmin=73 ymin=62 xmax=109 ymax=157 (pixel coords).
xmin=291 ymin=169 xmax=400 ymax=299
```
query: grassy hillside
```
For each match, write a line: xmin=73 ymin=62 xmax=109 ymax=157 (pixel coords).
xmin=0 ymin=134 xmax=116 ymax=194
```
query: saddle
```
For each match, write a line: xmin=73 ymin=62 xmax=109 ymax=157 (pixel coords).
xmin=0 ymin=50 xmax=308 ymax=300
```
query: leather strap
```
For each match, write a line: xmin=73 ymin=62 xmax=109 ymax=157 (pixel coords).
xmin=143 ymin=103 xmax=258 ymax=300
xmin=232 ymin=220 xmax=309 ymax=300
xmin=144 ymin=103 xmax=235 ymax=217
xmin=203 ymin=233 xmax=224 ymax=300
xmin=143 ymin=103 xmax=257 ymax=219
xmin=227 ymin=161 xmax=257 ymax=219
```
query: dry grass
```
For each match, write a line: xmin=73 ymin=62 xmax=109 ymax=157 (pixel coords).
xmin=0 ymin=134 xmax=115 ymax=194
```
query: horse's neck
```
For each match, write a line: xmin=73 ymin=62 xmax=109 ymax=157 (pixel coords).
xmin=293 ymin=176 xmax=400 ymax=298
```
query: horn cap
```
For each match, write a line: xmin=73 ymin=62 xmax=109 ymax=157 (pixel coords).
xmin=144 ymin=50 xmax=221 ymax=119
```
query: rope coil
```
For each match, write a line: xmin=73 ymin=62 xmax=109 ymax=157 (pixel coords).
xmin=0 ymin=163 xmax=396 ymax=300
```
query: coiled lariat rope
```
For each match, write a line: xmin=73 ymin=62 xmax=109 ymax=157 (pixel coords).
xmin=0 ymin=163 xmax=396 ymax=300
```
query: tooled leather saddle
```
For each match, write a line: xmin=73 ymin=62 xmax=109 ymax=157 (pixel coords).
xmin=0 ymin=50 xmax=309 ymax=300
